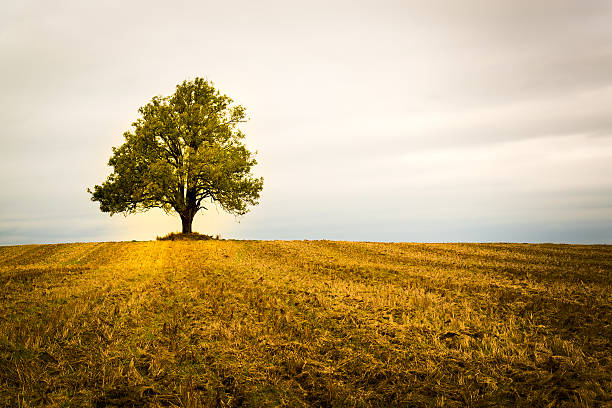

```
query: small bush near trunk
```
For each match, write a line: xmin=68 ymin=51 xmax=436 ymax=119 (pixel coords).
xmin=156 ymin=232 xmax=220 ymax=241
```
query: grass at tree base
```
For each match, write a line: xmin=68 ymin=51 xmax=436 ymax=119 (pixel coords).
xmin=156 ymin=232 xmax=220 ymax=241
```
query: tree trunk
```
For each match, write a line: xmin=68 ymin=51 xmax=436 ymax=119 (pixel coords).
xmin=180 ymin=214 xmax=193 ymax=233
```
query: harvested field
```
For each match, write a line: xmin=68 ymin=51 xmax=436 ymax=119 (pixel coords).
xmin=0 ymin=240 xmax=610 ymax=407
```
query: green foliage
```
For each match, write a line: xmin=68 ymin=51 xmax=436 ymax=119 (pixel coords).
xmin=89 ymin=78 xmax=263 ymax=231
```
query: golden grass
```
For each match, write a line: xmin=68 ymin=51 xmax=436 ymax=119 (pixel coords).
xmin=0 ymin=240 xmax=610 ymax=407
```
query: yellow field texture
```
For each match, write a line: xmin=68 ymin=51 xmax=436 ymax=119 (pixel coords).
xmin=0 ymin=240 xmax=610 ymax=407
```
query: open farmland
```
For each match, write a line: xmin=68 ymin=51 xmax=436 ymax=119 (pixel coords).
xmin=0 ymin=240 xmax=610 ymax=407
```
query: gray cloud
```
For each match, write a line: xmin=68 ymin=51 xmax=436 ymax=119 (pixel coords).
xmin=1 ymin=0 xmax=611 ymax=244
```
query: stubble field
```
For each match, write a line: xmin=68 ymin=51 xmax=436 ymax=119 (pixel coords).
xmin=0 ymin=240 xmax=610 ymax=407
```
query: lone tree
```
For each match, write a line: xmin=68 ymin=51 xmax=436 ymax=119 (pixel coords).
xmin=89 ymin=78 xmax=263 ymax=233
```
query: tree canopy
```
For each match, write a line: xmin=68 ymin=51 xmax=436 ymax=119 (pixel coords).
xmin=89 ymin=78 xmax=263 ymax=233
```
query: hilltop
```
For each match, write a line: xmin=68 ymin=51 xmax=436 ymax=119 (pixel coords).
xmin=1 ymin=240 xmax=610 ymax=406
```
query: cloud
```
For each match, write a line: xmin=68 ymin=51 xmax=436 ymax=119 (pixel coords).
xmin=1 ymin=0 xmax=611 ymax=244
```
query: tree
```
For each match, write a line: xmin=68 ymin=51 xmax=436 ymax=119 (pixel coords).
xmin=88 ymin=78 xmax=263 ymax=234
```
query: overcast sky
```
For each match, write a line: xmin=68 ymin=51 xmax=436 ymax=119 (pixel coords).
xmin=1 ymin=0 xmax=611 ymax=244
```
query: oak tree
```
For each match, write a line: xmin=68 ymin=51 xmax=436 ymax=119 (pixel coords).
xmin=89 ymin=78 xmax=263 ymax=233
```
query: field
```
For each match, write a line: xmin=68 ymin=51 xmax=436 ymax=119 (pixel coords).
xmin=0 ymin=240 xmax=610 ymax=407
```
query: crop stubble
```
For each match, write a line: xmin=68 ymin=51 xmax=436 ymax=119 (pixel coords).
xmin=0 ymin=241 xmax=610 ymax=407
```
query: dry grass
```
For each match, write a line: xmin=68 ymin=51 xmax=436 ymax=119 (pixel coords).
xmin=0 ymin=240 xmax=610 ymax=407
xmin=156 ymin=233 xmax=219 ymax=241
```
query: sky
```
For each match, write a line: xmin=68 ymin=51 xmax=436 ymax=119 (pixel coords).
xmin=1 ymin=0 xmax=611 ymax=245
